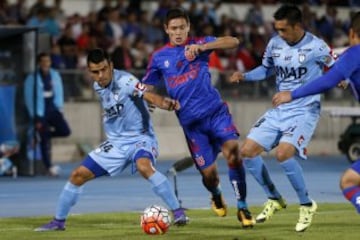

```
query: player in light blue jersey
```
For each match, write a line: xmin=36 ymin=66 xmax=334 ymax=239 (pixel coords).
xmin=142 ymin=8 xmax=255 ymax=228
xmin=273 ymin=12 xmax=360 ymax=215
xmin=229 ymin=5 xmax=335 ymax=232
xmin=34 ymin=48 xmax=188 ymax=232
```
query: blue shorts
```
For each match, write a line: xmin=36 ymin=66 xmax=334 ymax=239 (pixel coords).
xmin=86 ymin=136 xmax=158 ymax=176
xmin=247 ymin=103 xmax=320 ymax=159
xmin=350 ymin=160 xmax=360 ymax=174
xmin=182 ymin=104 xmax=239 ymax=170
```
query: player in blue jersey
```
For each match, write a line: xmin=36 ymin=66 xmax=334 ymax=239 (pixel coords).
xmin=34 ymin=48 xmax=188 ymax=232
xmin=273 ymin=12 xmax=360 ymax=215
xmin=229 ymin=5 xmax=335 ymax=232
xmin=141 ymin=8 xmax=255 ymax=228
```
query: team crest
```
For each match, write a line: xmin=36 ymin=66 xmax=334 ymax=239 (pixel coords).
xmin=164 ymin=60 xmax=170 ymax=68
xmin=297 ymin=135 xmax=305 ymax=146
xmin=113 ymin=90 xmax=120 ymax=101
xmin=298 ymin=54 xmax=306 ymax=63
xmin=299 ymin=53 xmax=306 ymax=63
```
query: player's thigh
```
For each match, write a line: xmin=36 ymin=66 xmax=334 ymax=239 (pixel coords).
xmin=208 ymin=104 xmax=241 ymax=161
xmin=89 ymin=140 xmax=130 ymax=176
xmin=246 ymin=110 xmax=281 ymax=153
xmin=183 ymin=126 xmax=218 ymax=171
xmin=280 ymin=109 xmax=320 ymax=159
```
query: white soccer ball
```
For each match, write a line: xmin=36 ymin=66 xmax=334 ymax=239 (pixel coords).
xmin=140 ymin=205 xmax=171 ymax=235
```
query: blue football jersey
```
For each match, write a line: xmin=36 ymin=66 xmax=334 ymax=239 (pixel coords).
xmin=263 ymin=32 xmax=335 ymax=109
xmin=142 ymin=36 xmax=224 ymax=125
xmin=94 ymin=69 xmax=156 ymax=148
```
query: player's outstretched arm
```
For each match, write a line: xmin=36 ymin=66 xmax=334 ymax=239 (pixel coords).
xmin=229 ymin=71 xmax=245 ymax=83
xmin=185 ymin=36 xmax=239 ymax=60
xmin=143 ymin=91 xmax=180 ymax=111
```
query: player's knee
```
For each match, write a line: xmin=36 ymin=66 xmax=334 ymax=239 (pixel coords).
xmin=69 ymin=168 xmax=91 ymax=186
xmin=136 ymin=158 xmax=154 ymax=178
xmin=275 ymin=149 xmax=294 ymax=162
xmin=240 ymin=144 xmax=257 ymax=158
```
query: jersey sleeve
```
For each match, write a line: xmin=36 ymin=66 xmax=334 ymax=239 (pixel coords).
xmin=196 ymin=36 xmax=216 ymax=57
xmin=243 ymin=39 xmax=274 ymax=81
xmin=141 ymin=53 xmax=162 ymax=86
xmin=123 ymin=74 xmax=147 ymax=98
xmin=313 ymin=40 xmax=336 ymax=68
xmin=262 ymin=39 xmax=274 ymax=68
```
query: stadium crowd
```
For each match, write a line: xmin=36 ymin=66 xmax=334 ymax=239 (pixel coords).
xmin=0 ymin=0 xmax=358 ymax=93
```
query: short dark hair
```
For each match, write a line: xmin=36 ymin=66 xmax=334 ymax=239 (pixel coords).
xmin=87 ymin=48 xmax=109 ymax=66
xmin=351 ymin=11 xmax=360 ymax=37
xmin=274 ymin=5 xmax=302 ymax=26
xmin=36 ymin=52 xmax=49 ymax=63
xmin=164 ymin=8 xmax=189 ymax=26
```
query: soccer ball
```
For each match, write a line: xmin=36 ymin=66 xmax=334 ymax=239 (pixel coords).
xmin=140 ymin=205 xmax=171 ymax=235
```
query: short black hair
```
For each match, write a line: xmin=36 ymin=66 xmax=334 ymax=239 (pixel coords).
xmin=164 ymin=8 xmax=189 ymax=26
xmin=87 ymin=48 xmax=109 ymax=66
xmin=36 ymin=52 xmax=50 ymax=63
xmin=351 ymin=11 xmax=360 ymax=37
xmin=274 ymin=5 xmax=302 ymax=26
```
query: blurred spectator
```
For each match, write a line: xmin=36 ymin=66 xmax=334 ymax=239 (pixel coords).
xmin=131 ymin=36 xmax=149 ymax=71
xmin=7 ymin=0 xmax=27 ymax=25
xmin=316 ymin=6 xmax=338 ymax=44
xmin=97 ymin=0 xmax=113 ymax=22
xmin=28 ymin=0 xmax=47 ymax=17
xmin=24 ymin=52 xmax=71 ymax=176
xmin=244 ymin=0 xmax=264 ymax=27
xmin=45 ymin=7 xmax=61 ymax=40
xmin=26 ymin=7 xmax=48 ymax=33
xmin=69 ymin=13 xmax=83 ymax=40
xmin=50 ymin=44 xmax=66 ymax=69
xmin=104 ymin=7 xmax=124 ymax=50
xmin=52 ymin=0 xmax=66 ymax=29
xmin=111 ymin=36 xmax=134 ymax=71
xmin=57 ymin=24 xmax=78 ymax=68
xmin=123 ymin=11 xmax=142 ymax=45
xmin=76 ymin=23 xmax=92 ymax=52
xmin=0 ymin=0 xmax=9 ymax=25
xmin=140 ymin=12 xmax=165 ymax=45
xmin=90 ymin=20 xmax=113 ymax=51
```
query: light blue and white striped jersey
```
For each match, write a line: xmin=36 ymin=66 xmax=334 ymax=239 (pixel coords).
xmin=262 ymin=32 xmax=335 ymax=110
xmin=93 ymin=69 xmax=156 ymax=148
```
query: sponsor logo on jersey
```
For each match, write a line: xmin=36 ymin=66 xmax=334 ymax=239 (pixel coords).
xmin=167 ymin=62 xmax=200 ymax=88
xmin=284 ymin=56 xmax=292 ymax=61
xmin=164 ymin=60 xmax=170 ymax=68
xmin=275 ymin=66 xmax=307 ymax=79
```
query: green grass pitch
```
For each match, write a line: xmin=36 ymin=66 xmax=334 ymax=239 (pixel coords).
xmin=1 ymin=203 xmax=359 ymax=240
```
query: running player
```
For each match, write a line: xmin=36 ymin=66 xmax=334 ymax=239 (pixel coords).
xmin=272 ymin=11 xmax=360 ymax=215
xmin=142 ymin=8 xmax=254 ymax=228
xmin=34 ymin=48 xmax=188 ymax=231
xmin=229 ymin=5 xmax=335 ymax=232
